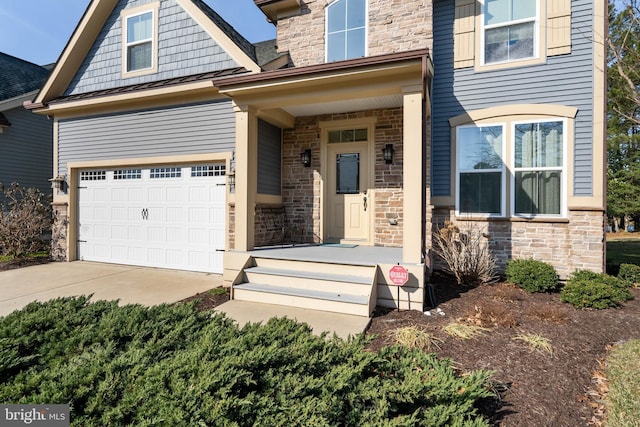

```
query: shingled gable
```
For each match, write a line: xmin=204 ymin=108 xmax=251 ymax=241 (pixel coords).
xmin=31 ymin=0 xmax=261 ymax=108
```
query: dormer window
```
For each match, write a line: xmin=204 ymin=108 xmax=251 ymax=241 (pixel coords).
xmin=326 ymin=0 xmax=367 ymax=62
xmin=121 ymin=3 xmax=159 ymax=78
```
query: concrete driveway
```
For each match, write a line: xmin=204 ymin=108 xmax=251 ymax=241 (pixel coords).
xmin=0 ymin=261 xmax=222 ymax=317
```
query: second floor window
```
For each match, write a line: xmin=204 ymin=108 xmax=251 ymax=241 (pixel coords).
xmin=326 ymin=0 xmax=366 ymax=62
xmin=483 ymin=0 xmax=537 ymax=64
xmin=126 ymin=11 xmax=153 ymax=72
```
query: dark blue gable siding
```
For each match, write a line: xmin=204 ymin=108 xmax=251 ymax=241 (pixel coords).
xmin=431 ymin=0 xmax=595 ymax=198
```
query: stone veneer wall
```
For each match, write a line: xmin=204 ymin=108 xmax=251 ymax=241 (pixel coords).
xmin=51 ymin=203 xmax=69 ymax=261
xmin=432 ymin=208 xmax=606 ymax=279
xmin=275 ymin=0 xmax=433 ymax=67
xmin=282 ymin=108 xmax=405 ymax=246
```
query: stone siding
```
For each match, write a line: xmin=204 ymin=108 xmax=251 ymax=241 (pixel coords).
xmin=51 ymin=203 xmax=69 ymax=262
xmin=432 ymin=208 xmax=606 ymax=279
xmin=282 ymin=108 xmax=406 ymax=246
xmin=275 ymin=0 xmax=433 ymax=67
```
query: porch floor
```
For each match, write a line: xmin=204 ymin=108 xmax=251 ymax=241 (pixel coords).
xmin=245 ymin=244 xmax=403 ymax=265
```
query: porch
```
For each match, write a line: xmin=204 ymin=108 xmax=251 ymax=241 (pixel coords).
xmin=223 ymin=245 xmax=426 ymax=317
xmin=216 ymin=49 xmax=433 ymax=315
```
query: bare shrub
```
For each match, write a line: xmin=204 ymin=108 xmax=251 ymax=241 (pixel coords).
xmin=433 ymin=221 xmax=499 ymax=285
xmin=462 ymin=302 xmax=519 ymax=328
xmin=0 ymin=182 xmax=52 ymax=258
xmin=526 ymin=305 xmax=569 ymax=324
xmin=492 ymin=284 xmax=526 ymax=303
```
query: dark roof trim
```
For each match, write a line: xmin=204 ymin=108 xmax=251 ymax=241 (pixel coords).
xmin=26 ymin=67 xmax=247 ymax=109
xmin=0 ymin=112 xmax=11 ymax=127
xmin=214 ymin=48 xmax=430 ymax=87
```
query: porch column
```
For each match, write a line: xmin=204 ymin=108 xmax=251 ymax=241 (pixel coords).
xmin=402 ymin=86 xmax=424 ymax=264
xmin=233 ymin=102 xmax=258 ymax=251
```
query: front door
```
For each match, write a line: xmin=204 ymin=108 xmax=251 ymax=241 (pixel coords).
xmin=327 ymin=143 xmax=371 ymax=243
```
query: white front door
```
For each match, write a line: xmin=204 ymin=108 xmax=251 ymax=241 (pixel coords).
xmin=326 ymin=143 xmax=371 ymax=243
xmin=78 ymin=164 xmax=226 ymax=273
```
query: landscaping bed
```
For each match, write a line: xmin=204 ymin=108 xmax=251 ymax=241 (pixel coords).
xmin=179 ymin=276 xmax=640 ymax=426
xmin=0 ymin=254 xmax=50 ymax=271
xmin=366 ymin=276 xmax=640 ymax=426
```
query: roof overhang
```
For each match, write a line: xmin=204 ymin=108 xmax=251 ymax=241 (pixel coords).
xmin=215 ymin=49 xmax=431 ymax=122
xmin=26 ymin=80 xmax=221 ymax=119
xmin=0 ymin=91 xmax=39 ymax=112
xmin=25 ymin=68 xmax=247 ymax=118
xmin=254 ymin=0 xmax=300 ymax=21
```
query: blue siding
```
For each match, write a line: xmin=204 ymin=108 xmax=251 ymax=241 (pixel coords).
xmin=432 ymin=0 xmax=595 ymax=197
xmin=57 ymin=100 xmax=234 ymax=186
xmin=66 ymin=0 xmax=238 ymax=95
xmin=0 ymin=107 xmax=53 ymax=199
xmin=257 ymin=119 xmax=282 ymax=195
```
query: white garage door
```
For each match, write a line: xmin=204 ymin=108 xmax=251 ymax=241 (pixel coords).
xmin=78 ymin=164 xmax=226 ymax=273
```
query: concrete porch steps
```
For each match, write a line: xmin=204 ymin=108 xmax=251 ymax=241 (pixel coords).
xmin=232 ymin=257 xmax=377 ymax=317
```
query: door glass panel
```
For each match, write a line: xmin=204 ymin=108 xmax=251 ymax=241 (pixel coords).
xmin=336 ymin=153 xmax=360 ymax=194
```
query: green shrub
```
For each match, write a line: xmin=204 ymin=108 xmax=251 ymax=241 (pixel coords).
xmin=505 ymin=259 xmax=559 ymax=292
xmin=560 ymin=270 xmax=633 ymax=309
xmin=618 ymin=263 xmax=640 ymax=286
xmin=0 ymin=297 xmax=493 ymax=426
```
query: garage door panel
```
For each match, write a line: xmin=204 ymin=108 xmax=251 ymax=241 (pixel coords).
xmin=78 ymin=164 xmax=225 ymax=273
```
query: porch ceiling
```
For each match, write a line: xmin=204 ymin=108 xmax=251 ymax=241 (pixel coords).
xmin=215 ymin=49 xmax=430 ymax=122
xmin=281 ymin=93 xmax=403 ymax=117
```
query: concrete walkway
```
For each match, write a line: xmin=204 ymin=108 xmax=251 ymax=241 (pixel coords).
xmin=0 ymin=261 xmax=222 ymax=317
xmin=215 ymin=300 xmax=371 ymax=340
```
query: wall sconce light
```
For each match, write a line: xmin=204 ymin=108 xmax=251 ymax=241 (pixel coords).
xmin=300 ymin=149 xmax=312 ymax=167
xmin=383 ymin=144 xmax=395 ymax=164
xmin=49 ymin=175 xmax=66 ymax=192
xmin=228 ymin=171 xmax=236 ymax=192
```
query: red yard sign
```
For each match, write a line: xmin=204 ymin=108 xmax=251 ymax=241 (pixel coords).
xmin=389 ymin=265 xmax=409 ymax=286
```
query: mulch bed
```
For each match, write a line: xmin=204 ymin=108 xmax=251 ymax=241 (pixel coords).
xmin=0 ymin=257 xmax=51 ymax=272
xmin=366 ymin=275 xmax=640 ymax=427
xmin=180 ymin=288 xmax=231 ymax=310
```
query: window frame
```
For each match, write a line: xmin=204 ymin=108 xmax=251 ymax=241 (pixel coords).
xmin=510 ymin=118 xmax=567 ymax=218
xmin=455 ymin=123 xmax=507 ymax=218
xmin=121 ymin=3 xmax=159 ymax=78
xmin=477 ymin=0 xmax=545 ymax=71
xmin=325 ymin=0 xmax=368 ymax=63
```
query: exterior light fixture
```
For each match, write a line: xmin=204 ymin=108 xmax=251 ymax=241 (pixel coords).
xmin=228 ymin=171 xmax=236 ymax=192
xmin=383 ymin=144 xmax=395 ymax=164
xmin=300 ymin=149 xmax=312 ymax=167
xmin=49 ymin=175 xmax=66 ymax=191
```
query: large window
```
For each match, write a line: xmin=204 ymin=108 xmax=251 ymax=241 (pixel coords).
xmin=456 ymin=118 xmax=566 ymax=217
xmin=456 ymin=125 xmax=505 ymax=215
xmin=482 ymin=0 xmax=538 ymax=64
xmin=513 ymin=120 xmax=564 ymax=216
xmin=326 ymin=0 xmax=367 ymax=62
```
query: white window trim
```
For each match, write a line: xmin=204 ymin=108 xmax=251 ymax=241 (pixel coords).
xmin=455 ymin=122 xmax=507 ymax=218
xmin=478 ymin=0 xmax=542 ymax=69
xmin=510 ymin=118 xmax=568 ymax=218
xmin=121 ymin=2 xmax=159 ymax=79
xmin=325 ymin=0 xmax=368 ymax=63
